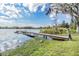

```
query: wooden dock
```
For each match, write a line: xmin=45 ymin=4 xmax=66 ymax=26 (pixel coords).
xmin=15 ymin=31 xmax=69 ymax=41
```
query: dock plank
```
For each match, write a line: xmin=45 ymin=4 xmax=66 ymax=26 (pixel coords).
xmin=15 ymin=31 xmax=69 ymax=40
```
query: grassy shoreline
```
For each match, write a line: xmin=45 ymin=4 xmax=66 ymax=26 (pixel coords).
xmin=1 ymin=34 xmax=79 ymax=56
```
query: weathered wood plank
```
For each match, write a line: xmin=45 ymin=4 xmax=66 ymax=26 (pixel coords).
xmin=15 ymin=31 xmax=69 ymax=40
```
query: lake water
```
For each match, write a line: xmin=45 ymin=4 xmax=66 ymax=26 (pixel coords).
xmin=0 ymin=29 xmax=40 ymax=52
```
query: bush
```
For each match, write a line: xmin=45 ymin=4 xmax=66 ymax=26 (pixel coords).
xmin=40 ymin=29 xmax=55 ymax=34
xmin=40 ymin=28 xmax=67 ymax=34
xmin=71 ymin=29 xmax=76 ymax=33
xmin=58 ymin=28 xmax=67 ymax=34
xmin=0 ymin=53 xmax=2 ymax=56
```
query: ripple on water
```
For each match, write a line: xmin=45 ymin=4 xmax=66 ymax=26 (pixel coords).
xmin=0 ymin=29 xmax=32 ymax=52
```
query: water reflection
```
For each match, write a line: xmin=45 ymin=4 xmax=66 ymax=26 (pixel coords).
xmin=0 ymin=29 xmax=39 ymax=52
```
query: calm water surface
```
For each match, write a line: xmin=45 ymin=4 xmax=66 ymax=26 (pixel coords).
xmin=0 ymin=29 xmax=40 ymax=52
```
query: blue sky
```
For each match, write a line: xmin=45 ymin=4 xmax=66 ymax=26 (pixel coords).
xmin=0 ymin=3 xmax=71 ymax=27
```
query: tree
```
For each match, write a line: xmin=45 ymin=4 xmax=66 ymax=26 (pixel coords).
xmin=46 ymin=4 xmax=73 ymax=40
xmin=65 ymin=23 xmax=72 ymax=40
xmin=59 ymin=3 xmax=79 ymax=33
xmin=60 ymin=20 xmax=66 ymax=28
xmin=46 ymin=3 xmax=79 ymax=33
xmin=46 ymin=4 xmax=59 ymax=34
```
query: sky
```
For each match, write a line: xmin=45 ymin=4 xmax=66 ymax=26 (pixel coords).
xmin=0 ymin=3 xmax=71 ymax=27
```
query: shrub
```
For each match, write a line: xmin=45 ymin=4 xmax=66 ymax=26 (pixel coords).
xmin=0 ymin=53 xmax=2 ymax=56
xmin=40 ymin=28 xmax=67 ymax=34
xmin=58 ymin=28 xmax=67 ymax=34
xmin=71 ymin=29 xmax=76 ymax=33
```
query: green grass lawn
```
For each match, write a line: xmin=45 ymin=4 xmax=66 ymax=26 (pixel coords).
xmin=1 ymin=34 xmax=79 ymax=56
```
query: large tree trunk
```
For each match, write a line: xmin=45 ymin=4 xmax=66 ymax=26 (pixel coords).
xmin=67 ymin=28 xmax=72 ymax=40
xmin=76 ymin=24 xmax=79 ymax=33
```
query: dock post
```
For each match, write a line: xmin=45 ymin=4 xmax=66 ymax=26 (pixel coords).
xmin=43 ymin=35 xmax=47 ymax=39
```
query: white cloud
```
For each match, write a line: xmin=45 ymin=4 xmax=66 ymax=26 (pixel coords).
xmin=0 ymin=3 xmax=22 ymax=19
xmin=23 ymin=3 xmax=34 ymax=12
xmin=0 ymin=19 xmax=14 ymax=27
xmin=49 ymin=12 xmax=56 ymax=18
xmin=0 ymin=3 xmax=47 ymax=19
xmin=0 ymin=3 xmax=49 ymax=27
xmin=23 ymin=3 xmax=46 ymax=13
xmin=49 ymin=12 xmax=57 ymax=21
xmin=41 ymin=4 xmax=46 ymax=12
xmin=0 ymin=19 xmax=13 ymax=23
xmin=23 ymin=9 xmax=31 ymax=16
xmin=0 ymin=16 xmax=9 ymax=20
xmin=65 ymin=14 xmax=71 ymax=19
xmin=0 ymin=22 xmax=40 ymax=27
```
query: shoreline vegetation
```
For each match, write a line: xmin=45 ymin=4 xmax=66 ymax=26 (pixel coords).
xmin=0 ymin=26 xmax=53 ymax=29
xmin=1 ymin=34 xmax=79 ymax=56
xmin=0 ymin=26 xmax=40 ymax=29
xmin=0 ymin=23 xmax=78 ymax=56
xmin=0 ymin=25 xmax=78 ymax=56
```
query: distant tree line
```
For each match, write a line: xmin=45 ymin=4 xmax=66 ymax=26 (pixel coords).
xmin=0 ymin=26 xmax=40 ymax=29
